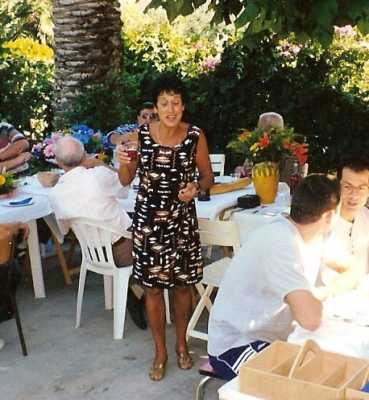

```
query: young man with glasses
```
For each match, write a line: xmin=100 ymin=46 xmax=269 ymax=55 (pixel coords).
xmin=318 ymin=154 xmax=369 ymax=298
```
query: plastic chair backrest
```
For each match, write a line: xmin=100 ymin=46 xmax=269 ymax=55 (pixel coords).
xmin=210 ymin=154 xmax=225 ymax=176
xmin=198 ymin=219 xmax=240 ymax=252
xmin=69 ymin=218 xmax=131 ymax=270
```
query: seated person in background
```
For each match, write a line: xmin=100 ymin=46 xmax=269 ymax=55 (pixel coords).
xmin=48 ymin=136 xmax=146 ymax=329
xmin=257 ymin=111 xmax=284 ymax=130
xmin=107 ymin=102 xmax=157 ymax=147
xmin=0 ymin=222 xmax=29 ymax=350
xmin=0 ymin=122 xmax=31 ymax=172
xmin=317 ymin=154 xmax=369 ymax=299
xmin=207 ymin=174 xmax=340 ymax=380
xmin=234 ymin=112 xmax=284 ymax=178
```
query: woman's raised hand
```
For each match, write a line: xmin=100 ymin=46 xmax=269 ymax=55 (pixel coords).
xmin=116 ymin=144 xmax=135 ymax=165
xmin=178 ymin=182 xmax=199 ymax=202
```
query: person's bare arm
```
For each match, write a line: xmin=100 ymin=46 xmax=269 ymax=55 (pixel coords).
xmin=196 ymin=131 xmax=214 ymax=190
xmin=285 ymin=289 xmax=322 ymax=331
xmin=110 ymin=130 xmax=138 ymax=146
xmin=117 ymin=144 xmax=138 ymax=186
xmin=0 ymin=139 xmax=29 ymax=161
xmin=0 ymin=152 xmax=32 ymax=171
xmin=178 ymin=131 xmax=214 ymax=202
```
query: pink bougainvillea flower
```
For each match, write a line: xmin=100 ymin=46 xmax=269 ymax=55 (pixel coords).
xmin=51 ymin=132 xmax=62 ymax=142
xmin=44 ymin=143 xmax=55 ymax=158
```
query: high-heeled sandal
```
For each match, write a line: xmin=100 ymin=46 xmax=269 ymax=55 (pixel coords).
xmin=149 ymin=359 xmax=167 ymax=381
xmin=176 ymin=351 xmax=193 ymax=370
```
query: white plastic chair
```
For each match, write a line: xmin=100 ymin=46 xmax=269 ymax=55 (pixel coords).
xmin=209 ymin=154 xmax=225 ymax=176
xmin=186 ymin=219 xmax=241 ymax=342
xmin=70 ymin=217 xmax=133 ymax=340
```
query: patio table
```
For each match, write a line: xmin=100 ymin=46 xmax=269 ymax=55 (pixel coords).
xmin=0 ymin=177 xmax=53 ymax=298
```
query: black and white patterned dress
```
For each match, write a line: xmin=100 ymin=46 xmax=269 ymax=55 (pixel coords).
xmin=132 ymin=124 xmax=203 ymax=288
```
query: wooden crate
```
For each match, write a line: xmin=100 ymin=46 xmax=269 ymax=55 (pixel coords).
xmin=345 ymin=369 xmax=369 ymax=399
xmin=239 ymin=340 xmax=369 ymax=400
xmin=210 ymin=177 xmax=251 ymax=195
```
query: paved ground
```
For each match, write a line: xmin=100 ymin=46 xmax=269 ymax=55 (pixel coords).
xmin=0 ymin=255 xmax=224 ymax=400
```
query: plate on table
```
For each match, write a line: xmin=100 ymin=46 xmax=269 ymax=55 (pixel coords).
xmin=1 ymin=197 xmax=34 ymax=207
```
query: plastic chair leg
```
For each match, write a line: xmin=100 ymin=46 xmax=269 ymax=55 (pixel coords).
xmin=113 ymin=268 xmax=130 ymax=340
xmin=103 ymin=275 xmax=113 ymax=310
xmin=186 ymin=285 xmax=214 ymax=341
xmin=75 ymin=264 xmax=87 ymax=328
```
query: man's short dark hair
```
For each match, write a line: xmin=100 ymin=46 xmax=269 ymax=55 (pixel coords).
xmin=290 ymin=174 xmax=340 ymax=224
xmin=337 ymin=154 xmax=369 ymax=180
xmin=137 ymin=101 xmax=154 ymax=116
xmin=152 ymin=73 xmax=187 ymax=105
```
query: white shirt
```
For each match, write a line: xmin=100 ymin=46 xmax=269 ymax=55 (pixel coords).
xmin=208 ymin=216 xmax=319 ymax=357
xmin=321 ymin=207 xmax=369 ymax=284
xmin=49 ymin=166 xmax=131 ymax=242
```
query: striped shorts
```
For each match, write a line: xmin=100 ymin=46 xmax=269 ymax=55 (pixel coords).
xmin=209 ymin=340 xmax=270 ymax=381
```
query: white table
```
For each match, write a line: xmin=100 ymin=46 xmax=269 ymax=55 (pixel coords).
xmin=0 ymin=178 xmax=53 ymax=298
xmin=120 ymin=186 xmax=253 ymax=220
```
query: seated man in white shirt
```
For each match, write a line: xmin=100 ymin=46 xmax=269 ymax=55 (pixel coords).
xmin=0 ymin=122 xmax=31 ymax=172
xmin=318 ymin=154 xmax=369 ymax=298
xmin=49 ymin=136 xmax=146 ymax=329
xmin=207 ymin=174 xmax=340 ymax=380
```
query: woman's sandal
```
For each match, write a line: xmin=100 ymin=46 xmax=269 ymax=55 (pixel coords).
xmin=149 ymin=359 xmax=167 ymax=381
xmin=176 ymin=351 xmax=193 ymax=370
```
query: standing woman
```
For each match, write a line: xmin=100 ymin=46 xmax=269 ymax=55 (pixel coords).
xmin=118 ymin=73 xmax=214 ymax=380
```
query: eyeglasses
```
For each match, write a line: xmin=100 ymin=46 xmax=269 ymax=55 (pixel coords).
xmin=141 ymin=112 xmax=158 ymax=121
xmin=341 ymin=182 xmax=369 ymax=194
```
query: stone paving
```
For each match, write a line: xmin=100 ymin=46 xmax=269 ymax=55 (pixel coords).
xmin=0 ymin=256 xmax=223 ymax=400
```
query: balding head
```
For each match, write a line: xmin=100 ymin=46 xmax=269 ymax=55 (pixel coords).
xmin=54 ymin=136 xmax=85 ymax=169
xmin=257 ymin=112 xmax=284 ymax=131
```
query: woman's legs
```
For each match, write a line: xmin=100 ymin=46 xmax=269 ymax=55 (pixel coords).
xmin=173 ymin=285 xmax=193 ymax=366
xmin=145 ymin=287 xmax=167 ymax=365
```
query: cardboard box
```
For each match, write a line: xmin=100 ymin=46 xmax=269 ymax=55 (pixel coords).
xmin=239 ymin=340 xmax=369 ymax=400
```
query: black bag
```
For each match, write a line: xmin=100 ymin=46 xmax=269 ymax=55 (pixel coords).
xmin=237 ymin=194 xmax=260 ymax=209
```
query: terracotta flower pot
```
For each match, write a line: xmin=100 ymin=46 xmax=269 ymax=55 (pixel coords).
xmin=252 ymin=161 xmax=279 ymax=204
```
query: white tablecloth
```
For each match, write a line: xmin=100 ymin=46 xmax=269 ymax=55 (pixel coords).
xmin=0 ymin=176 xmax=53 ymax=298
xmin=120 ymin=186 xmax=253 ymax=220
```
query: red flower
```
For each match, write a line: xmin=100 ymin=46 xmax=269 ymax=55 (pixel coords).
xmin=291 ymin=143 xmax=308 ymax=165
xmin=258 ymin=132 xmax=270 ymax=148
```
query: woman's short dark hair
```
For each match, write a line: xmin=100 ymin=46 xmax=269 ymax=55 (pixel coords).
xmin=151 ymin=73 xmax=187 ymax=105
xmin=337 ymin=154 xmax=369 ymax=180
xmin=290 ymin=174 xmax=340 ymax=224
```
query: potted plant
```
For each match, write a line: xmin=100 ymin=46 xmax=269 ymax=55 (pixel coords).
xmin=227 ymin=127 xmax=308 ymax=203
xmin=0 ymin=170 xmax=16 ymax=198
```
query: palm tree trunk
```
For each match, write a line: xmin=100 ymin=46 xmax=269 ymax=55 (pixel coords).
xmin=53 ymin=0 xmax=122 ymax=126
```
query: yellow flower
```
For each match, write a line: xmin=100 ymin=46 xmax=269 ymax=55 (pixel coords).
xmin=0 ymin=175 xmax=6 ymax=186
xmin=250 ymin=143 xmax=259 ymax=152
xmin=97 ymin=152 xmax=107 ymax=162
xmin=238 ymin=131 xmax=250 ymax=142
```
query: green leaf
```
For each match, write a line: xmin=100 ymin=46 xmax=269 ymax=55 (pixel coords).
xmin=357 ymin=18 xmax=369 ymax=35
xmin=235 ymin=3 xmax=259 ymax=29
